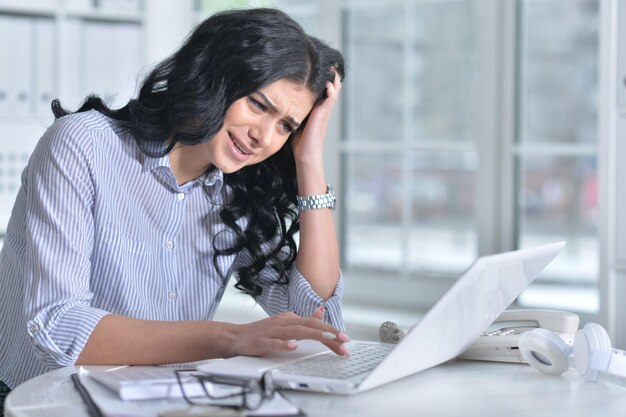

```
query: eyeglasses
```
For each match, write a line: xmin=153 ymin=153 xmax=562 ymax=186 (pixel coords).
xmin=174 ymin=369 xmax=275 ymax=411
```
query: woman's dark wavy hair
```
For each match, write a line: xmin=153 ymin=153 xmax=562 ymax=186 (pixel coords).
xmin=51 ymin=8 xmax=345 ymax=297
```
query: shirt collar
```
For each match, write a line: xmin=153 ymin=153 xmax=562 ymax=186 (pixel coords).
xmin=142 ymin=152 xmax=224 ymax=193
xmin=142 ymin=153 xmax=170 ymax=173
xmin=140 ymin=140 xmax=170 ymax=173
xmin=201 ymin=168 xmax=224 ymax=190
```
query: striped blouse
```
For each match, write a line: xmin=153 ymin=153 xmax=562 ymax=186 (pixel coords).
xmin=0 ymin=110 xmax=344 ymax=388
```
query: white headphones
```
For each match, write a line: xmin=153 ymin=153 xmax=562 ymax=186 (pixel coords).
xmin=519 ymin=323 xmax=626 ymax=382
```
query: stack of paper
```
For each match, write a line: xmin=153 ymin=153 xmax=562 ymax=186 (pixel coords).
xmin=82 ymin=366 xmax=303 ymax=417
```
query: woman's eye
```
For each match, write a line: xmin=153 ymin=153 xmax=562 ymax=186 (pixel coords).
xmin=249 ymin=97 xmax=266 ymax=111
xmin=280 ymin=122 xmax=294 ymax=134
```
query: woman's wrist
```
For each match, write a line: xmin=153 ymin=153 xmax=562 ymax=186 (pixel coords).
xmin=210 ymin=321 xmax=240 ymax=358
xmin=295 ymin=159 xmax=327 ymax=194
xmin=294 ymin=150 xmax=324 ymax=171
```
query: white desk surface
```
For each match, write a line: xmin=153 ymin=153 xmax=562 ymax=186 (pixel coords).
xmin=5 ymin=359 xmax=626 ymax=417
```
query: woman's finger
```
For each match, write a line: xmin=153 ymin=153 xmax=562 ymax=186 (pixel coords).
xmin=234 ymin=313 xmax=351 ymax=357
xmin=267 ymin=324 xmax=350 ymax=355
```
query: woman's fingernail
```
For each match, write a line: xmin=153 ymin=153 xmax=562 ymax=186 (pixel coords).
xmin=338 ymin=332 xmax=351 ymax=343
xmin=339 ymin=345 xmax=350 ymax=356
xmin=322 ymin=331 xmax=337 ymax=340
xmin=317 ymin=305 xmax=325 ymax=312
xmin=287 ymin=341 xmax=298 ymax=349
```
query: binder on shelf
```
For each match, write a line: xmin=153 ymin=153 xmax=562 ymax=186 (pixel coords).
xmin=82 ymin=21 xmax=118 ymax=103
xmin=59 ymin=18 xmax=84 ymax=110
xmin=34 ymin=17 xmax=56 ymax=122
xmin=114 ymin=22 xmax=142 ymax=106
xmin=0 ymin=15 xmax=10 ymax=116
xmin=80 ymin=20 xmax=142 ymax=109
xmin=6 ymin=16 xmax=34 ymax=117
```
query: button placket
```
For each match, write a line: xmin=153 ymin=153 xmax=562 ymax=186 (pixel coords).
xmin=163 ymin=187 xmax=191 ymax=314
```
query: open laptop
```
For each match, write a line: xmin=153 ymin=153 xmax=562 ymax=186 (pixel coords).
xmin=197 ymin=241 xmax=565 ymax=394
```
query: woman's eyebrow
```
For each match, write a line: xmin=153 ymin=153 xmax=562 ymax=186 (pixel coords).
xmin=255 ymin=91 xmax=301 ymax=129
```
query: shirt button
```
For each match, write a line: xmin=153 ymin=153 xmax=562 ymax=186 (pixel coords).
xmin=177 ymin=192 xmax=185 ymax=201
xmin=165 ymin=241 xmax=174 ymax=249
xmin=168 ymin=291 xmax=177 ymax=299
xmin=29 ymin=323 xmax=40 ymax=333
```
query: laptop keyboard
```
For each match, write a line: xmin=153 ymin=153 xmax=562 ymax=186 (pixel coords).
xmin=275 ymin=342 xmax=395 ymax=380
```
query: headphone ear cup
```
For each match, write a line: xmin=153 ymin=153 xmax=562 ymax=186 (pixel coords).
xmin=573 ymin=323 xmax=612 ymax=382
xmin=519 ymin=328 xmax=571 ymax=375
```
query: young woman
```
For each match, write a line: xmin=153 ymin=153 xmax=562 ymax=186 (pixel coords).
xmin=0 ymin=7 xmax=348 ymax=402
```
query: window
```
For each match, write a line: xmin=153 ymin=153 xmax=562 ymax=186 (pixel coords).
xmin=341 ymin=1 xmax=478 ymax=280
xmin=513 ymin=0 xmax=599 ymax=312
xmin=335 ymin=0 xmax=601 ymax=317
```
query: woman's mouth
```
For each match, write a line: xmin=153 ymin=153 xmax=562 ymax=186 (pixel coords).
xmin=228 ymin=134 xmax=252 ymax=162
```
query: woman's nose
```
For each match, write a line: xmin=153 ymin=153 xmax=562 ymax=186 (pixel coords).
xmin=249 ymin=121 xmax=273 ymax=148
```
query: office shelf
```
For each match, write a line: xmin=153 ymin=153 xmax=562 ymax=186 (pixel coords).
xmin=0 ymin=0 xmax=145 ymax=232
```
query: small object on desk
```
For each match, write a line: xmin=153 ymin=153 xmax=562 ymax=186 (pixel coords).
xmin=378 ymin=321 xmax=406 ymax=344
xmin=459 ymin=309 xmax=579 ymax=363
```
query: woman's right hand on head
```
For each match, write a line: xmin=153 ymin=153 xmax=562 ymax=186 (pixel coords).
xmin=290 ymin=68 xmax=342 ymax=165
xmin=228 ymin=307 xmax=350 ymax=357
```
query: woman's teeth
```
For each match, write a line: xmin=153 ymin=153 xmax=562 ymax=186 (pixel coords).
xmin=233 ymin=139 xmax=249 ymax=155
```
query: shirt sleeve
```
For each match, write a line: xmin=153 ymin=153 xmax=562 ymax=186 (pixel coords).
xmin=22 ymin=116 xmax=110 ymax=368
xmin=235 ymin=245 xmax=345 ymax=332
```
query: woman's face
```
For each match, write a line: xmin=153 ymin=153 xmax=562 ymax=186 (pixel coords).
xmin=204 ymin=78 xmax=316 ymax=174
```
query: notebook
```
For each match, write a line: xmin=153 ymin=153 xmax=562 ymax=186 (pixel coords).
xmin=88 ymin=366 xmax=206 ymax=401
xmin=197 ymin=241 xmax=565 ymax=394
xmin=83 ymin=366 xmax=304 ymax=416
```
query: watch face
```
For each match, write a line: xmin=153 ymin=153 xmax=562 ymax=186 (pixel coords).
xmin=327 ymin=185 xmax=336 ymax=210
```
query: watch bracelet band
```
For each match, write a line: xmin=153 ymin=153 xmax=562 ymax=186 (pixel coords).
xmin=296 ymin=185 xmax=336 ymax=210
